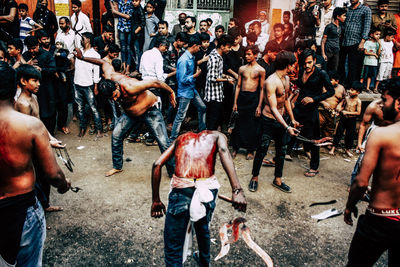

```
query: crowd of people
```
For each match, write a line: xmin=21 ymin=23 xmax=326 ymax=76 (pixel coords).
xmin=1 ymin=0 xmax=400 ymax=266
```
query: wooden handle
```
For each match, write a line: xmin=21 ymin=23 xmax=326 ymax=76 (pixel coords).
xmin=218 ymin=194 xmax=233 ymax=203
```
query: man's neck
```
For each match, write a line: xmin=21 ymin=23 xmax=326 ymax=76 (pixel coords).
xmin=75 ymin=11 xmax=80 ymax=16
xmin=276 ymin=69 xmax=286 ymax=79
xmin=42 ymin=46 xmax=50 ymax=52
xmin=83 ymin=45 xmax=91 ymax=51
xmin=147 ymin=12 xmax=153 ymax=17
xmin=0 ymin=99 xmax=13 ymax=109
xmin=188 ymin=28 xmax=195 ymax=34
xmin=21 ymin=88 xmax=32 ymax=98
xmin=275 ymin=36 xmax=283 ymax=43
xmin=21 ymin=15 xmax=27 ymax=20
xmin=248 ymin=60 xmax=257 ymax=66
xmin=232 ymin=43 xmax=240 ymax=50
xmin=333 ymin=19 xmax=340 ymax=27
xmin=351 ymin=2 xmax=361 ymax=9
xmin=379 ymin=12 xmax=387 ymax=19
xmin=15 ymin=54 xmax=22 ymax=61
xmin=324 ymin=4 xmax=332 ymax=11
xmin=63 ymin=27 xmax=70 ymax=34
xmin=216 ymin=48 xmax=223 ymax=56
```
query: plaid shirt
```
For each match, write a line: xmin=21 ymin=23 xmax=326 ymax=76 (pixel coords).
xmin=204 ymin=49 xmax=224 ymax=102
xmin=342 ymin=4 xmax=371 ymax=47
xmin=117 ymin=0 xmax=134 ymax=32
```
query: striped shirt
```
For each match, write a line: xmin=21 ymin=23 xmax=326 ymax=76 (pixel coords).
xmin=204 ymin=49 xmax=224 ymax=102
xmin=19 ymin=17 xmax=35 ymax=41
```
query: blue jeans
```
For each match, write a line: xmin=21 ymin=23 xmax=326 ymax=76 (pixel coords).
xmin=16 ymin=199 xmax=46 ymax=267
xmin=74 ymin=85 xmax=102 ymax=131
xmin=111 ymin=107 xmax=174 ymax=175
xmin=119 ymin=31 xmax=132 ymax=66
xmin=164 ymin=188 xmax=217 ymax=267
xmin=131 ymin=37 xmax=142 ymax=70
xmin=170 ymin=92 xmax=206 ymax=141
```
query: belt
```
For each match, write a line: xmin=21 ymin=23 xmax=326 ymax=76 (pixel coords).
xmin=367 ymin=206 xmax=400 ymax=216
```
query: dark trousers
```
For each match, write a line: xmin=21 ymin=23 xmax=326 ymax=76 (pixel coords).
xmin=252 ymin=116 xmax=287 ymax=178
xmin=41 ymin=114 xmax=56 ymax=136
xmin=287 ymin=107 xmax=320 ymax=170
xmin=339 ymin=44 xmax=364 ymax=87
xmin=326 ymin=52 xmax=339 ymax=72
xmin=205 ymin=100 xmax=224 ymax=130
xmin=333 ymin=116 xmax=356 ymax=149
xmin=55 ymin=78 xmax=69 ymax=130
xmin=347 ymin=212 xmax=400 ymax=267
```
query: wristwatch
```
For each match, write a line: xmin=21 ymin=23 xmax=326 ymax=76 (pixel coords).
xmin=232 ymin=188 xmax=243 ymax=195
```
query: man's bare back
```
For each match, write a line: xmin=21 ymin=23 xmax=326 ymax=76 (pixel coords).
xmin=321 ymin=84 xmax=345 ymax=111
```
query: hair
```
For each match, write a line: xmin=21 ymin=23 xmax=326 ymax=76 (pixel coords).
xmin=250 ymin=21 xmax=261 ymax=29
xmin=16 ymin=64 xmax=41 ymax=86
xmin=0 ymin=62 xmax=16 ymax=100
xmin=103 ymin=25 xmax=114 ymax=33
xmin=332 ymin=7 xmax=346 ymax=21
xmin=112 ymin=58 xmax=122 ymax=72
xmin=18 ymin=3 xmax=28 ymax=11
xmin=328 ymin=71 xmax=340 ymax=81
xmin=381 ymin=77 xmax=400 ymax=99
xmin=244 ymin=45 xmax=259 ymax=56
xmin=8 ymin=39 xmax=23 ymax=52
xmin=175 ymin=32 xmax=188 ymax=43
xmin=99 ymin=79 xmax=117 ymax=97
xmin=108 ymin=43 xmax=120 ymax=54
xmin=187 ymin=36 xmax=201 ymax=47
xmin=275 ymin=51 xmax=297 ymax=70
xmin=384 ymin=28 xmax=396 ymax=37
xmin=378 ymin=0 xmax=389 ymax=6
xmin=215 ymin=25 xmax=225 ymax=33
xmin=0 ymin=42 xmax=8 ymax=60
xmin=55 ymin=40 xmax=67 ymax=50
xmin=24 ymin=36 xmax=39 ymax=48
xmin=300 ymin=48 xmax=315 ymax=65
xmin=265 ymin=41 xmax=281 ymax=53
xmin=370 ymin=26 xmax=381 ymax=35
xmin=283 ymin=11 xmax=291 ymax=17
xmin=36 ymin=30 xmax=49 ymax=39
xmin=306 ymin=39 xmax=317 ymax=49
xmin=285 ymin=23 xmax=293 ymax=33
xmin=228 ymin=26 xmax=241 ymax=39
xmin=199 ymin=19 xmax=207 ymax=25
xmin=216 ymin=34 xmax=233 ymax=48
xmin=158 ymin=20 xmax=169 ymax=28
xmin=146 ymin=0 xmax=156 ymax=8
xmin=273 ymin=23 xmax=285 ymax=31
xmin=186 ymin=16 xmax=196 ymax=26
xmin=199 ymin=32 xmax=210 ymax=41
xmin=82 ymin=32 xmax=95 ymax=46
xmin=206 ymin=18 xmax=213 ymax=25
xmin=349 ymin=81 xmax=363 ymax=93
xmin=178 ymin=12 xmax=186 ymax=17
xmin=154 ymin=36 xmax=170 ymax=48
xmin=71 ymin=0 xmax=82 ymax=7
xmin=295 ymin=40 xmax=307 ymax=52
xmin=246 ymin=32 xmax=257 ymax=43
xmin=59 ymin=16 xmax=70 ymax=24
xmin=229 ymin=18 xmax=239 ymax=26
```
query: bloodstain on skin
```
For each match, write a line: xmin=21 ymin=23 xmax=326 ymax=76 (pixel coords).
xmin=174 ymin=131 xmax=218 ymax=178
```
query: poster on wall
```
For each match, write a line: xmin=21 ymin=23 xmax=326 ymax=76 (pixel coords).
xmin=54 ymin=0 xmax=69 ymax=17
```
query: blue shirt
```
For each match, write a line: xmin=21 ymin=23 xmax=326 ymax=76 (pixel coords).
xmin=117 ymin=0 xmax=134 ymax=32
xmin=176 ymin=50 xmax=196 ymax=99
xmin=343 ymin=4 xmax=371 ymax=47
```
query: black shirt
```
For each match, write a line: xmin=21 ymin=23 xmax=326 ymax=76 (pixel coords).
xmin=224 ymin=45 xmax=245 ymax=74
xmin=93 ymin=36 xmax=110 ymax=58
xmin=257 ymin=58 xmax=275 ymax=79
xmin=33 ymin=7 xmax=58 ymax=41
xmin=0 ymin=0 xmax=19 ymax=40
xmin=299 ymin=5 xmax=318 ymax=37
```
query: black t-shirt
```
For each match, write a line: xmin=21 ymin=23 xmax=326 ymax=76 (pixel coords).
xmin=224 ymin=45 xmax=245 ymax=74
xmin=0 ymin=0 xmax=19 ymax=40
xmin=323 ymin=23 xmax=341 ymax=55
xmin=257 ymin=58 xmax=275 ymax=79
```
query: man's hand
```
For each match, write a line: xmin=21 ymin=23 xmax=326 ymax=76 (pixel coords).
xmin=50 ymin=139 xmax=66 ymax=148
xmin=151 ymin=201 xmax=166 ymax=218
xmin=232 ymin=191 xmax=247 ymax=212
xmin=358 ymin=41 xmax=365 ymax=51
xmin=193 ymin=67 xmax=201 ymax=78
xmin=288 ymin=127 xmax=300 ymax=137
xmin=356 ymin=144 xmax=365 ymax=153
xmin=232 ymin=103 xmax=237 ymax=112
xmin=57 ymin=178 xmax=71 ymax=194
xmin=74 ymin=48 xmax=83 ymax=59
xmin=169 ymin=91 xmax=177 ymax=108
xmin=322 ymin=54 xmax=328 ymax=61
xmin=255 ymin=106 xmax=261 ymax=117
xmin=344 ymin=206 xmax=358 ymax=226
xmin=301 ymin=96 xmax=314 ymax=105
xmin=227 ymin=77 xmax=235 ymax=85
xmin=94 ymin=86 xmax=99 ymax=96
xmin=291 ymin=120 xmax=300 ymax=128
xmin=321 ymin=101 xmax=331 ymax=110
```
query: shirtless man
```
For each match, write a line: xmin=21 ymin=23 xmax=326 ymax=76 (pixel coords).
xmin=345 ymin=77 xmax=400 ymax=266
xmin=74 ymin=48 xmax=176 ymax=177
xmin=248 ymin=51 xmax=299 ymax=193
xmin=151 ymin=130 xmax=246 ymax=266
xmin=231 ymin=45 xmax=265 ymax=160
xmin=0 ymin=62 xmax=70 ymax=266
xmin=319 ymin=72 xmax=346 ymax=138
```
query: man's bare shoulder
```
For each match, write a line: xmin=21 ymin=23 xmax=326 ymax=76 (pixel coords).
xmin=238 ymin=65 xmax=246 ymax=73
xmin=1 ymin=109 xmax=42 ymax=131
xmin=254 ymin=63 xmax=265 ymax=74
xmin=14 ymin=96 xmax=32 ymax=113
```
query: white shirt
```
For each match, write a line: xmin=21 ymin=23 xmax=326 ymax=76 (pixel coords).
xmin=245 ymin=19 xmax=270 ymax=36
xmin=74 ymin=48 xmax=100 ymax=87
xmin=55 ymin=29 xmax=76 ymax=59
xmin=71 ymin=11 xmax=92 ymax=49
xmin=139 ymin=47 xmax=167 ymax=82
xmin=316 ymin=5 xmax=335 ymax=45
xmin=242 ymin=32 xmax=269 ymax=53
xmin=380 ymin=39 xmax=394 ymax=63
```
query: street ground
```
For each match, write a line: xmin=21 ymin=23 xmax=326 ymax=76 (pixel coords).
xmin=43 ymin=122 xmax=387 ymax=267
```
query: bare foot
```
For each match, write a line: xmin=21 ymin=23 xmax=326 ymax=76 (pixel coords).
xmin=45 ymin=206 xmax=63 ymax=212
xmin=60 ymin=127 xmax=70 ymax=134
xmin=346 ymin=150 xmax=353 ymax=157
xmin=329 ymin=147 xmax=335 ymax=155
xmin=231 ymin=150 xmax=237 ymax=158
xmin=78 ymin=129 xmax=86 ymax=137
xmin=96 ymin=131 xmax=103 ymax=138
xmin=305 ymin=151 xmax=311 ymax=159
xmin=105 ymin=168 xmax=123 ymax=177
xmin=246 ymin=153 xmax=254 ymax=160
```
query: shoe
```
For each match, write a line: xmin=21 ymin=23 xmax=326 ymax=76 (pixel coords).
xmin=285 ymin=155 xmax=293 ymax=161
xmin=248 ymin=179 xmax=258 ymax=192
xmin=262 ymin=159 xmax=275 ymax=167
xmin=272 ymin=181 xmax=291 ymax=193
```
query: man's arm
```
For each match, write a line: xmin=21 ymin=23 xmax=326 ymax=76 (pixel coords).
xmin=232 ymin=67 xmax=243 ymax=111
xmin=359 ymin=7 xmax=372 ymax=49
xmin=32 ymin=120 xmax=70 ymax=193
xmin=216 ymin=132 xmax=246 ymax=212
xmin=356 ymin=102 xmax=374 ymax=151
xmin=0 ymin=7 xmax=16 ymax=23
xmin=343 ymin=99 xmax=362 ymax=116
xmin=125 ymin=79 xmax=176 ymax=107
xmin=312 ymin=70 xmax=335 ymax=103
xmin=344 ymin=129 xmax=381 ymax=225
xmin=151 ymin=141 xmax=176 ymax=218
xmin=256 ymin=68 xmax=266 ymax=117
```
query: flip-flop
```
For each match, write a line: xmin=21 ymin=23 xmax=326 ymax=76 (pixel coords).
xmin=262 ymin=159 xmax=275 ymax=167
xmin=304 ymin=170 xmax=319 ymax=177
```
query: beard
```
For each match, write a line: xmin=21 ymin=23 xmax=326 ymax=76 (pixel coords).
xmin=383 ymin=101 xmax=398 ymax=121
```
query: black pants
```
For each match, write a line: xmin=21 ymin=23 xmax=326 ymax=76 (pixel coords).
xmin=347 ymin=212 xmax=400 ymax=267
xmin=252 ymin=116 xmax=287 ymax=178
xmin=287 ymin=107 xmax=320 ymax=170
xmin=339 ymin=44 xmax=364 ymax=87
xmin=333 ymin=116 xmax=356 ymax=149
xmin=41 ymin=114 xmax=56 ymax=136
xmin=205 ymin=100 xmax=224 ymax=130
xmin=55 ymin=78 xmax=69 ymax=130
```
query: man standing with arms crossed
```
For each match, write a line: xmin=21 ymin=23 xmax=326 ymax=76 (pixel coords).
xmin=345 ymin=78 xmax=400 ymax=266
xmin=248 ymin=51 xmax=299 ymax=193
xmin=0 ymin=62 xmax=70 ymax=266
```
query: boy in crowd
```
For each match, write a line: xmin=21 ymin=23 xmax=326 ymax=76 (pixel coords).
xmin=329 ymin=81 xmax=362 ymax=157
xmin=361 ymin=28 xmax=381 ymax=93
xmin=195 ymin=32 xmax=214 ymax=98
xmin=321 ymin=7 xmax=346 ymax=72
xmin=374 ymin=29 xmax=396 ymax=92
xmin=143 ymin=1 xmax=159 ymax=52
xmin=18 ymin=4 xmax=42 ymax=45
xmin=7 ymin=38 xmax=25 ymax=69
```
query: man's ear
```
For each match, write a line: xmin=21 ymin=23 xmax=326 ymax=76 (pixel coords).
xmin=395 ymin=97 xmax=400 ymax=112
xmin=20 ymin=78 xmax=27 ymax=87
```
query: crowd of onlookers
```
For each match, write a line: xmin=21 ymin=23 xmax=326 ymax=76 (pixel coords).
xmin=0 ymin=0 xmax=399 ymax=150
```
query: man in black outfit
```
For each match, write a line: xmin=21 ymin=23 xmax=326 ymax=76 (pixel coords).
xmin=93 ymin=25 xmax=114 ymax=58
xmin=288 ymin=49 xmax=334 ymax=177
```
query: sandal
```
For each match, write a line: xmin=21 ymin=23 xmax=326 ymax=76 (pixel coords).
xmin=60 ymin=127 xmax=70 ymax=135
xmin=248 ymin=179 xmax=258 ymax=192
xmin=262 ymin=159 xmax=275 ymax=167
xmin=304 ymin=170 xmax=319 ymax=177
xmin=272 ymin=181 xmax=291 ymax=193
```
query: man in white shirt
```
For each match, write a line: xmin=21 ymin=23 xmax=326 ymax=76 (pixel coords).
xmin=71 ymin=0 xmax=92 ymax=48
xmin=247 ymin=21 xmax=268 ymax=54
xmin=56 ymin=17 xmax=76 ymax=60
xmin=74 ymin=32 xmax=102 ymax=138
xmin=245 ymin=10 xmax=270 ymax=36
xmin=316 ymin=0 xmax=334 ymax=47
